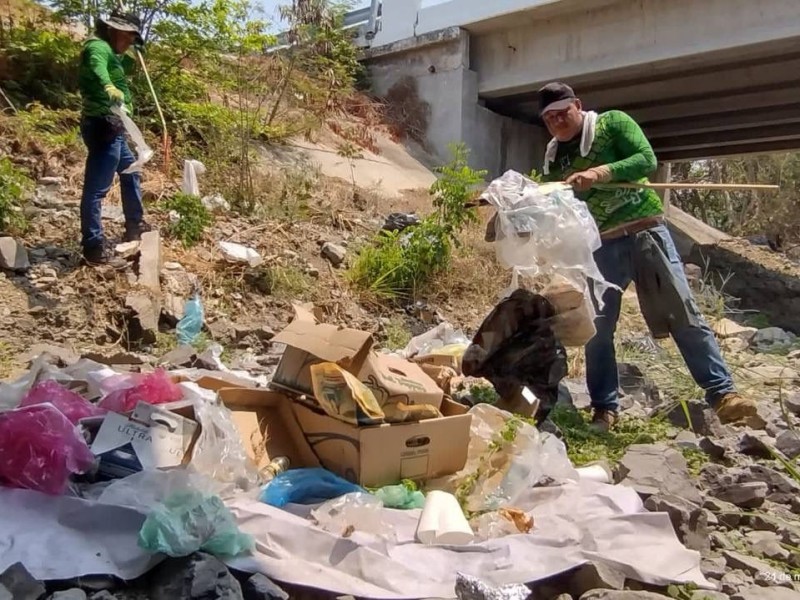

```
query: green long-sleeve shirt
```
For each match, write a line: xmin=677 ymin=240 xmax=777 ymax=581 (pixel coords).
xmin=543 ymin=110 xmax=663 ymax=232
xmin=78 ymin=37 xmax=135 ymax=117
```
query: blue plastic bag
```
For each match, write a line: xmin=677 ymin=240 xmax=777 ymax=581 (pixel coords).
xmin=177 ymin=293 xmax=204 ymax=345
xmin=259 ymin=468 xmax=364 ymax=508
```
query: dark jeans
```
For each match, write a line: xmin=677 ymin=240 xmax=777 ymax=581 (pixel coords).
xmin=80 ymin=116 xmax=143 ymax=251
xmin=586 ymin=224 xmax=736 ymax=412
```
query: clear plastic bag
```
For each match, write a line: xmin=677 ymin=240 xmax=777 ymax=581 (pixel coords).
xmin=20 ymin=380 xmax=107 ymax=424
xmin=111 ymin=105 xmax=154 ymax=174
xmin=0 ymin=404 xmax=96 ymax=495
xmin=402 ymin=322 xmax=470 ymax=359
xmin=98 ymin=369 xmax=183 ymax=413
xmin=182 ymin=383 xmax=261 ymax=491
xmin=427 ymin=404 xmax=578 ymax=514
xmin=311 ymin=492 xmax=393 ymax=539
xmin=259 ymin=468 xmax=364 ymax=508
xmin=480 ymin=171 xmax=618 ymax=319
xmin=138 ymin=490 xmax=255 ymax=558
xmin=182 ymin=159 xmax=206 ymax=196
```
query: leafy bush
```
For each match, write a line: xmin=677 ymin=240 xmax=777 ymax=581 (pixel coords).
xmin=162 ymin=192 xmax=213 ymax=247
xmin=0 ymin=158 xmax=31 ymax=233
xmin=348 ymin=144 xmax=487 ymax=300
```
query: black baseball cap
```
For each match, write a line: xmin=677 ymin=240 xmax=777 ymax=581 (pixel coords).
xmin=538 ymin=82 xmax=578 ymax=116
xmin=100 ymin=10 xmax=144 ymax=45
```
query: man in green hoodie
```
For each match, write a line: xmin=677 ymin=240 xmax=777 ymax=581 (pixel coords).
xmin=78 ymin=10 xmax=148 ymax=266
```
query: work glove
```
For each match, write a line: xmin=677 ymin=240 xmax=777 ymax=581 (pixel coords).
xmin=565 ymin=165 xmax=612 ymax=192
xmin=104 ymin=84 xmax=125 ymax=105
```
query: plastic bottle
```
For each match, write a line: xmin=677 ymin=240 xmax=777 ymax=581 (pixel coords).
xmin=176 ymin=293 xmax=204 ymax=345
xmin=261 ymin=456 xmax=290 ymax=482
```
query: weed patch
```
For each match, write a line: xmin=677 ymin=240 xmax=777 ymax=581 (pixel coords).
xmin=0 ymin=157 xmax=31 ymax=234
xmin=162 ymin=193 xmax=213 ymax=248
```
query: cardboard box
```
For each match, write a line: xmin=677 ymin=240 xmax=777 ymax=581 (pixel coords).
xmin=412 ymin=353 xmax=461 ymax=374
xmin=271 ymin=308 xmax=373 ymax=397
xmin=91 ymin=401 xmax=199 ymax=479
xmin=218 ymin=388 xmax=320 ymax=473
xmin=359 ymin=352 xmax=444 ymax=410
xmin=292 ymin=397 xmax=472 ymax=488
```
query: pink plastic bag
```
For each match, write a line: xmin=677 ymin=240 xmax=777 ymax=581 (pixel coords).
xmin=0 ymin=404 xmax=96 ymax=495
xmin=20 ymin=380 xmax=107 ymax=424
xmin=98 ymin=369 xmax=183 ymax=413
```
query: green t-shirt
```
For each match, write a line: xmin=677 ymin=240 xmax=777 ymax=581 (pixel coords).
xmin=78 ymin=38 xmax=134 ymax=117
xmin=543 ymin=110 xmax=663 ymax=232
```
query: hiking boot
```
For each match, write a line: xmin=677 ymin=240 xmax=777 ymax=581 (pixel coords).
xmin=590 ymin=408 xmax=619 ymax=433
xmin=714 ymin=393 xmax=758 ymax=425
xmin=123 ymin=220 xmax=152 ymax=243
xmin=83 ymin=245 xmax=128 ymax=269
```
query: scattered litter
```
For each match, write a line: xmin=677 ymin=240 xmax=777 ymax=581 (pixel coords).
xmin=182 ymin=159 xmax=206 ymax=197
xmin=176 ymin=293 xmax=204 ymax=346
xmin=0 ymin=404 xmax=95 ymax=495
xmin=201 ymin=193 xmax=230 ymax=212
xmin=382 ymin=212 xmax=421 ymax=233
xmin=259 ymin=468 xmax=364 ymax=508
xmin=403 ymin=322 xmax=470 ymax=360
xmin=218 ymin=241 xmax=263 ymax=267
xmin=416 ymin=490 xmax=475 ymax=546
xmin=455 ymin=572 xmax=532 ymax=600
xmin=111 ymin=105 xmax=154 ymax=174
xmin=373 ymin=483 xmax=425 ymax=509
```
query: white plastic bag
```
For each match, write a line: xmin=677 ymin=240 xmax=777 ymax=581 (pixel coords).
xmin=182 ymin=159 xmax=206 ymax=197
xmin=311 ymin=492 xmax=394 ymax=540
xmin=480 ymin=171 xmax=618 ymax=314
xmin=402 ymin=322 xmax=470 ymax=359
xmin=110 ymin=105 xmax=154 ymax=174
xmin=218 ymin=241 xmax=263 ymax=267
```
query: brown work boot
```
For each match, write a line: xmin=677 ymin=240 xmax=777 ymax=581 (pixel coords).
xmin=589 ymin=408 xmax=619 ymax=433
xmin=714 ymin=393 xmax=758 ymax=425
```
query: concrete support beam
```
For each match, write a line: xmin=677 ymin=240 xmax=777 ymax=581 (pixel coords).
xmin=653 ymin=163 xmax=671 ymax=217
xmin=472 ymin=0 xmax=800 ymax=98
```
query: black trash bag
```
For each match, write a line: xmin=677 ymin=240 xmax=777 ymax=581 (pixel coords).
xmin=462 ymin=288 xmax=568 ymax=426
xmin=383 ymin=212 xmax=421 ymax=233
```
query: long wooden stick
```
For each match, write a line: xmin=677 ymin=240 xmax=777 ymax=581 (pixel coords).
xmin=135 ymin=48 xmax=170 ymax=174
xmin=594 ymin=182 xmax=780 ymax=191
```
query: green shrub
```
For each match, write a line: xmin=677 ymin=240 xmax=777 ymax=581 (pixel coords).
xmin=0 ymin=158 xmax=31 ymax=234
xmin=348 ymin=144 xmax=486 ymax=300
xmin=162 ymin=192 xmax=213 ymax=247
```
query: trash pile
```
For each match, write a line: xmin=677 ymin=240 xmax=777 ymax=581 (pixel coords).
xmin=0 ymin=170 xmax=713 ymax=598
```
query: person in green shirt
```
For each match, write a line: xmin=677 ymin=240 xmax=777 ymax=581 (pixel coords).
xmin=78 ymin=10 xmax=148 ymax=266
xmin=539 ymin=82 xmax=757 ymax=431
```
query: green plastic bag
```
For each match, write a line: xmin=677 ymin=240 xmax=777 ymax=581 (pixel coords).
xmin=138 ymin=491 xmax=254 ymax=558
xmin=373 ymin=484 xmax=425 ymax=509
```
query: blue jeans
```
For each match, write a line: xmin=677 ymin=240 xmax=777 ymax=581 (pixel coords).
xmin=586 ymin=224 xmax=736 ymax=412
xmin=80 ymin=117 xmax=143 ymax=250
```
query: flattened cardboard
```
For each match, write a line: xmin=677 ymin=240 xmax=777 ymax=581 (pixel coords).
xmin=218 ymin=388 xmax=320 ymax=472
xmin=271 ymin=316 xmax=373 ymax=396
xmin=91 ymin=401 xmax=199 ymax=479
xmin=412 ymin=353 xmax=461 ymax=374
xmin=292 ymin=398 xmax=471 ymax=488
xmin=359 ymin=352 xmax=444 ymax=410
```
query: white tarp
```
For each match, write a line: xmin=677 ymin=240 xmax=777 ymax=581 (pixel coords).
xmin=0 ymin=479 xmax=711 ymax=599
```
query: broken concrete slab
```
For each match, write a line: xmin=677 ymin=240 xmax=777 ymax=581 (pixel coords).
xmin=0 ymin=237 xmax=30 ymax=272
xmin=125 ymin=290 xmax=160 ymax=343
xmin=138 ymin=231 xmax=162 ymax=293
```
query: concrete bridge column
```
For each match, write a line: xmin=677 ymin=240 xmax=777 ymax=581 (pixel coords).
xmin=654 ymin=162 xmax=672 ymax=216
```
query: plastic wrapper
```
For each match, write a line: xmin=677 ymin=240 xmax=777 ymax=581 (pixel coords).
xmin=98 ymin=368 xmax=183 ymax=413
xmin=0 ymin=354 xmax=78 ymax=410
xmin=182 ymin=383 xmax=261 ymax=490
xmin=309 ymin=362 xmax=385 ymax=426
xmin=479 ymin=170 xmax=618 ymax=324
xmin=427 ymin=404 xmax=578 ymax=514
xmin=20 ymin=380 xmax=107 ymax=424
xmin=373 ymin=483 xmax=426 ymax=509
xmin=111 ymin=105 xmax=154 ymax=174
xmin=94 ymin=467 xmax=231 ymax=510
xmin=311 ymin=492 xmax=394 ymax=540
xmin=260 ymin=468 xmax=365 ymax=508
xmin=139 ymin=490 xmax=255 ymax=558
xmin=0 ymin=404 xmax=96 ymax=495
xmin=177 ymin=293 xmax=204 ymax=346
xmin=182 ymin=159 xmax=206 ymax=196
xmin=403 ymin=322 xmax=470 ymax=359
xmin=471 ymin=508 xmax=534 ymax=542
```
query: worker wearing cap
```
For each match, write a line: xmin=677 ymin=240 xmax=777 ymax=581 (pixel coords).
xmin=538 ymin=82 xmax=757 ymax=431
xmin=78 ymin=10 xmax=148 ymax=266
